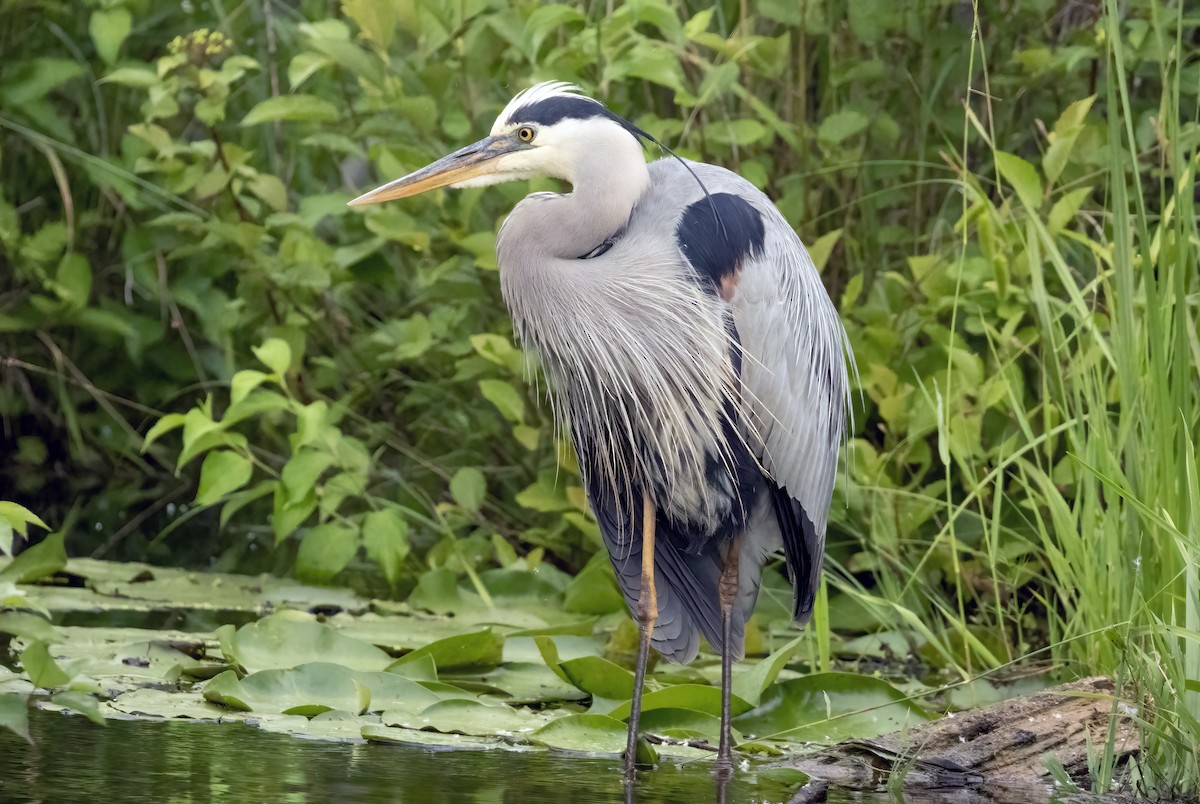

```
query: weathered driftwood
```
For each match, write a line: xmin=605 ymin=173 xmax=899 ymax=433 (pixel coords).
xmin=784 ymin=676 xmax=1139 ymax=800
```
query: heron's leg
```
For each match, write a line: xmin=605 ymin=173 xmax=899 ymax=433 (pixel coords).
xmin=623 ymin=490 xmax=657 ymax=779
xmin=714 ymin=537 xmax=741 ymax=777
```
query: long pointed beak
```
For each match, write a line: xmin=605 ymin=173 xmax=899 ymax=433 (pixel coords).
xmin=347 ymin=135 xmax=511 ymax=206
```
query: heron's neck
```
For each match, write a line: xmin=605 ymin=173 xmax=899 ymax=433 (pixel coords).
xmin=523 ymin=146 xmax=649 ymax=259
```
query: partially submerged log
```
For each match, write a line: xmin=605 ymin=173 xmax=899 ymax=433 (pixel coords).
xmin=786 ymin=677 xmax=1139 ymax=798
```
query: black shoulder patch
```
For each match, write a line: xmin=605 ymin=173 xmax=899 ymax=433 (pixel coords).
xmin=506 ymin=97 xmax=649 ymax=143
xmin=675 ymin=193 xmax=766 ymax=298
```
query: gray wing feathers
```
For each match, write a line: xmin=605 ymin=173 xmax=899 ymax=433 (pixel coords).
xmin=731 ymin=230 xmax=849 ymax=537
xmin=594 ymin=491 xmax=728 ymax=663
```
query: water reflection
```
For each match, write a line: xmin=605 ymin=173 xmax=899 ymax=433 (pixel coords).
xmin=0 ymin=709 xmax=783 ymax=803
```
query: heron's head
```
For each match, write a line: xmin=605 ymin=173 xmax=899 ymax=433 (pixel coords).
xmin=348 ymin=82 xmax=648 ymax=206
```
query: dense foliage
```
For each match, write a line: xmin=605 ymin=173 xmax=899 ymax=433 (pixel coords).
xmin=1 ymin=0 xmax=1197 ymax=793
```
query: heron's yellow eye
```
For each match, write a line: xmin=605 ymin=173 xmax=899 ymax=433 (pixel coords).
xmin=517 ymin=126 xmax=535 ymax=143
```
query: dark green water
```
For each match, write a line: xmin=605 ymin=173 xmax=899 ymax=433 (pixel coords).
xmin=0 ymin=708 xmax=802 ymax=804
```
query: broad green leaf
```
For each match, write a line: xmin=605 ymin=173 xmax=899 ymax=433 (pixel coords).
xmin=478 ymin=379 xmax=525 ymax=423
xmin=0 ymin=502 xmax=49 ymax=538
xmin=54 ymin=253 xmax=91 ymax=307
xmin=281 ymin=449 xmax=335 ymax=499
xmin=449 ymin=468 xmax=486 ymax=514
xmin=607 ymin=684 xmax=753 ymax=721
xmin=558 ymin=656 xmax=635 ymax=700
xmin=101 ymin=66 xmax=158 ymax=87
xmin=253 ymin=338 xmax=293 ymax=375
xmin=204 ymin=663 xmax=369 ymax=716
xmin=994 ymin=151 xmax=1044 ymax=212
xmin=390 ymin=629 xmax=503 ymax=673
xmin=732 ymin=672 xmax=934 ymax=743
xmin=732 ymin=635 xmax=804 ymax=707
xmin=0 ymin=612 xmax=60 ymax=643
xmin=562 ymin=555 xmax=625 ymax=615
xmin=141 ymin=413 xmax=186 ymax=452
xmin=407 ymin=568 xmax=462 ymax=614
xmin=362 ymin=509 xmax=409 ymax=586
xmin=0 ymin=531 xmax=66 ymax=584
xmin=230 ymin=370 xmax=269 ymax=404
xmin=807 ymin=229 xmax=843 ymax=273
xmin=90 ymin=7 xmax=132 ymax=64
xmin=818 ymin=110 xmax=869 ymax=144
xmin=221 ymin=613 xmax=391 ymax=673
xmin=530 ymin=713 xmax=627 ymax=755
xmin=241 ymin=95 xmax=339 ymax=126
xmin=0 ymin=694 xmax=30 ymax=742
xmin=21 ymin=641 xmax=71 ymax=688
xmin=342 ymin=0 xmax=398 ymax=49
xmin=50 ymin=690 xmax=104 ymax=725
xmin=296 ymin=523 xmax=359 ymax=584
xmin=361 ymin=723 xmax=506 ymax=750
xmin=384 ymin=698 xmax=541 ymax=737
xmin=195 ymin=450 xmax=253 ymax=505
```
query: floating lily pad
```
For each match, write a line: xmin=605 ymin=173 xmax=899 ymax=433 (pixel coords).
xmin=104 ymin=687 xmax=231 ymax=720
xmin=203 ymin=662 xmax=370 ymax=716
xmin=608 ymin=684 xmax=753 ymax=721
xmin=529 ymin=713 xmax=627 ymax=756
xmin=258 ymin=709 xmax=372 ymax=742
xmin=389 ymin=628 xmax=503 ymax=673
xmin=352 ymin=671 xmax=442 ymax=714
xmin=383 ymin=698 xmax=553 ymax=737
xmin=361 ymin=723 xmax=515 ymax=751
xmin=445 ymin=662 xmax=588 ymax=705
xmin=732 ymin=671 xmax=934 ymax=743
xmin=558 ymin=656 xmax=636 ymax=700
xmin=220 ymin=613 xmax=392 ymax=673
xmin=638 ymin=707 xmax=737 ymax=742
xmin=732 ymin=635 xmax=804 ymax=706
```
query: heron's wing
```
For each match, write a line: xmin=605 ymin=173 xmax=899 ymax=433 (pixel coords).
xmin=728 ymin=210 xmax=850 ymax=624
xmin=584 ymin=472 xmax=729 ymax=664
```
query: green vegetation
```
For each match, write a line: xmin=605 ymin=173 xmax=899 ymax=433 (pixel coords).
xmin=1 ymin=0 xmax=1197 ymax=796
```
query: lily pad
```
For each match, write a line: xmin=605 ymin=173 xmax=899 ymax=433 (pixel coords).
xmin=558 ymin=656 xmax=636 ymax=700
xmin=104 ymin=687 xmax=231 ymax=720
xmin=352 ymin=671 xmax=442 ymax=714
xmin=383 ymin=698 xmax=553 ymax=737
xmin=732 ymin=671 xmax=934 ymax=743
xmin=389 ymin=628 xmax=503 ymax=673
xmin=203 ymin=662 xmax=370 ymax=716
xmin=445 ymin=662 xmax=588 ymax=705
xmin=361 ymin=723 xmax=514 ymax=751
xmin=732 ymin=635 xmax=804 ymax=706
xmin=529 ymin=713 xmax=628 ymax=756
xmin=608 ymin=684 xmax=753 ymax=721
xmin=219 ymin=613 xmax=391 ymax=673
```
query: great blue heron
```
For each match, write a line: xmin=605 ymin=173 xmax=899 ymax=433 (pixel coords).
xmin=350 ymin=82 xmax=852 ymax=778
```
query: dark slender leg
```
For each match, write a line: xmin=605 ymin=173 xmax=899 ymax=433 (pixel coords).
xmin=623 ymin=491 xmax=658 ymax=780
xmin=714 ymin=537 xmax=741 ymax=778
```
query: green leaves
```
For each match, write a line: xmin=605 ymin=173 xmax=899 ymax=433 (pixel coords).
xmin=241 ymin=95 xmax=339 ymax=126
xmin=0 ymin=531 xmax=66 ymax=584
xmin=90 ymin=8 xmax=132 ymax=65
xmin=0 ymin=503 xmax=48 ymax=556
xmin=732 ymin=672 xmax=934 ymax=743
xmin=195 ymin=450 xmax=253 ymax=505
xmin=362 ymin=509 xmax=409 ymax=586
xmin=218 ymin=614 xmax=392 ymax=674
xmin=994 ymin=151 xmax=1044 ymax=212
xmin=450 ymin=468 xmax=487 ymax=514
xmin=204 ymin=663 xmax=370 ymax=716
xmin=478 ymin=380 xmax=525 ymax=423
